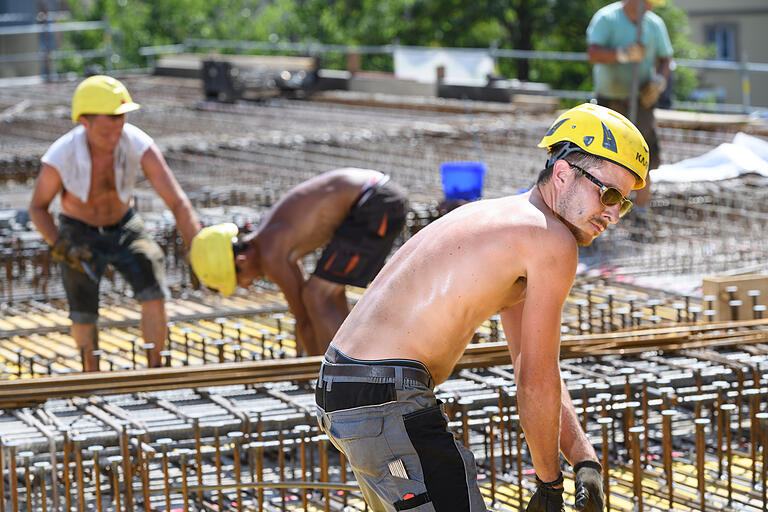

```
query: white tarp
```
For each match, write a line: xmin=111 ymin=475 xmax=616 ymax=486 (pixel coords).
xmin=393 ymin=47 xmax=495 ymax=85
xmin=654 ymin=132 xmax=768 ymax=182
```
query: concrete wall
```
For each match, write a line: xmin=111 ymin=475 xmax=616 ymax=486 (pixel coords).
xmin=348 ymin=73 xmax=436 ymax=97
xmin=672 ymin=0 xmax=768 ymax=108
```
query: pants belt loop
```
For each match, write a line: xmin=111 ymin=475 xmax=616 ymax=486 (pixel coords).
xmin=318 ymin=362 xmax=332 ymax=391
xmin=394 ymin=366 xmax=403 ymax=390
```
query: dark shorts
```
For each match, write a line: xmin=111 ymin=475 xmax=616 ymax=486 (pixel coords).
xmin=314 ymin=177 xmax=408 ymax=288
xmin=315 ymin=346 xmax=487 ymax=512
xmin=596 ymin=97 xmax=660 ymax=171
xmin=58 ymin=209 xmax=167 ymax=324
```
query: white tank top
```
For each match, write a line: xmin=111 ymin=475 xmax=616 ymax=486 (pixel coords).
xmin=41 ymin=123 xmax=153 ymax=203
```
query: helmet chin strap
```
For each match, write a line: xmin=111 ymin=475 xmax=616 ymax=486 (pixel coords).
xmin=545 ymin=142 xmax=583 ymax=169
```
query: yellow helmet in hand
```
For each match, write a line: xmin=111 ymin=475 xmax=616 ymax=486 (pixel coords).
xmin=538 ymin=103 xmax=650 ymax=189
xmin=190 ymin=223 xmax=239 ymax=296
xmin=71 ymin=75 xmax=140 ymax=123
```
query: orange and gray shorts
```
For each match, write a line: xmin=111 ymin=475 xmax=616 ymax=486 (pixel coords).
xmin=314 ymin=177 xmax=407 ymax=288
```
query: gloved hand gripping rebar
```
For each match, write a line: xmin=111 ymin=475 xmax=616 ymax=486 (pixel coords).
xmin=51 ymin=236 xmax=93 ymax=273
xmin=574 ymin=459 xmax=604 ymax=512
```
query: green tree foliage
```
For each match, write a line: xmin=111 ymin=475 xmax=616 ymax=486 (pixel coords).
xmin=62 ymin=0 xmax=705 ymax=102
xmin=62 ymin=0 xmax=304 ymax=70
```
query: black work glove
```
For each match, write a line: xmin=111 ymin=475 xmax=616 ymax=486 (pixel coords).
xmin=51 ymin=236 xmax=93 ymax=273
xmin=525 ymin=472 xmax=564 ymax=512
xmin=574 ymin=460 xmax=604 ymax=512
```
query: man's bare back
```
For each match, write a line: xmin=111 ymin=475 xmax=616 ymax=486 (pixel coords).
xmin=332 ymin=190 xmax=577 ymax=384
xmin=257 ymin=168 xmax=384 ymax=264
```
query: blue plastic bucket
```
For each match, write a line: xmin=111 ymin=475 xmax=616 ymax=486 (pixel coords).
xmin=440 ymin=161 xmax=487 ymax=201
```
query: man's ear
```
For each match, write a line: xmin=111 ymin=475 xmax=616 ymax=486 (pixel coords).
xmin=551 ymin=159 xmax=573 ymax=189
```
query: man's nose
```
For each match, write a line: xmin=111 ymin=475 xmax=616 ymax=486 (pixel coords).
xmin=604 ymin=204 xmax=621 ymax=224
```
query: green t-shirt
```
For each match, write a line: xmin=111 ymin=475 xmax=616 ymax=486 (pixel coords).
xmin=587 ymin=1 xmax=673 ymax=99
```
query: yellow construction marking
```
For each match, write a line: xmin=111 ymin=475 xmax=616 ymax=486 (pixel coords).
xmin=1 ymin=311 xmax=59 ymax=329
xmin=8 ymin=334 xmax=63 ymax=361
xmin=108 ymin=304 xmax=142 ymax=320
xmin=31 ymin=309 xmax=69 ymax=325
xmin=0 ymin=315 xmax=37 ymax=329
xmin=97 ymin=307 xmax=127 ymax=321
xmin=46 ymin=332 xmax=85 ymax=358
xmin=21 ymin=336 xmax=74 ymax=373
xmin=0 ymin=318 xmax=17 ymax=330
xmin=100 ymin=329 xmax=139 ymax=350
xmin=0 ymin=341 xmax=23 ymax=362
xmin=169 ymin=322 xmax=204 ymax=341
xmin=165 ymin=301 xmax=210 ymax=316
xmin=171 ymin=299 xmax=216 ymax=315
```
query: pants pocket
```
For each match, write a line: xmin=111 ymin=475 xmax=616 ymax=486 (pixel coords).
xmin=325 ymin=408 xmax=383 ymax=440
xmin=322 ymin=406 xmax=387 ymax=478
xmin=318 ymin=237 xmax=376 ymax=282
xmin=383 ymin=474 xmax=435 ymax=511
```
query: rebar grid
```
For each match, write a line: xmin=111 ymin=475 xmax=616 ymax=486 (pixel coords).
xmin=0 ymin=345 xmax=766 ymax=511
xmin=9 ymin=272 xmax=766 ymax=378
xmin=2 ymin=74 xmax=768 ymax=511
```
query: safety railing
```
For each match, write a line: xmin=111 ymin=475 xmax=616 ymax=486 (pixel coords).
xmin=2 ymin=22 xmax=766 ymax=113
xmin=0 ymin=20 xmax=115 ymax=76
xmin=139 ymin=38 xmax=768 ymax=114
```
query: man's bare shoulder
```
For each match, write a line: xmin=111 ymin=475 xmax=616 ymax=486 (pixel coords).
xmin=38 ymin=163 xmax=63 ymax=182
xmin=483 ymin=193 xmax=578 ymax=269
xmin=522 ymin=194 xmax=578 ymax=261
xmin=256 ymin=226 xmax=291 ymax=263
xmin=468 ymin=194 xmax=575 ymax=241
xmin=420 ymin=194 xmax=577 ymax=276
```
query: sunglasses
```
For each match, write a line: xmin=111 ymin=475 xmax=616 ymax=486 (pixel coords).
xmin=569 ymin=163 xmax=633 ymax=217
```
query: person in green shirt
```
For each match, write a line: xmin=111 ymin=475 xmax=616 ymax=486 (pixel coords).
xmin=587 ymin=0 xmax=673 ymax=223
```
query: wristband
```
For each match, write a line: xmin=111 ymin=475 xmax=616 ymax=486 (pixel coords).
xmin=574 ymin=460 xmax=603 ymax=473
xmin=535 ymin=471 xmax=564 ymax=488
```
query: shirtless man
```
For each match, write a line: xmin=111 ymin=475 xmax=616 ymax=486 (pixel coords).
xmin=29 ymin=75 xmax=200 ymax=371
xmin=315 ymin=104 xmax=649 ymax=512
xmin=190 ymin=168 xmax=407 ymax=356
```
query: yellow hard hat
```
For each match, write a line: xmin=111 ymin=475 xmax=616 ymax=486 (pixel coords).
xmin=538 ymin=103 xmax=649 ymax=189
xmin=646 ymin=0 xmax=666 ymax=7
xmin=190 ymin=223 xmax=239 ymax=296
xmin=71 ymin=75 xmax=140 ymax=123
